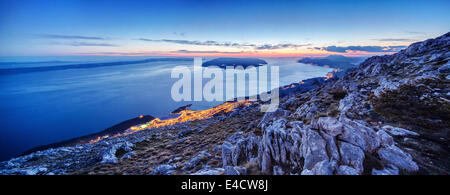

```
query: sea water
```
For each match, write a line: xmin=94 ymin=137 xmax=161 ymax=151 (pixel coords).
xmin=0 ymin=56 xmax=333 ymax=161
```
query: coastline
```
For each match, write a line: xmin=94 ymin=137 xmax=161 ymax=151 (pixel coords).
xmin=16 ymin=75 xmax=331 ymax=161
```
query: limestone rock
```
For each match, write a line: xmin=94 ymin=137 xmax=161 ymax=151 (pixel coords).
xmin=382 ymin=125 xmax=419 ymax=137
xmin=377 ymin=145 xmax=419 ymax=172
xmin=258 ymin=108 xmax=290 ymax=128
xmin=310 ymin=160 xmax=337 ymax=175
xmin=372 ymin=164 xmax=400 ymax=175
xmin=337 ymin=165 xmax=359 ymax=175
xmin=312 ymin=117 xmax=343 ymax=136
xmin=150 ymin=164 xmax=176 ymax=175
xmin=301 ymin=129 xmax=328 ymax=170
xmin=339 ymin=141 xmax=365 ymax=174
xmin=191 ymin=168 xmax=224 ymax=175
xmin=221 ymin=141 xmax=235 ymax=167
xmin=224 ymin=166 xmax=247 ymax=175
xmin=273 ymin=166 xmax=285 ymax=175
xmin=377 ymin=130 xmax=394 ymax=147
xmin=184 ymin=150 xmax=211 ymax=170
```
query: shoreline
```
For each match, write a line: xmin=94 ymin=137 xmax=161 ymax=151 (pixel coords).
xmin=14 ymin=75 xmax=331 ymax=161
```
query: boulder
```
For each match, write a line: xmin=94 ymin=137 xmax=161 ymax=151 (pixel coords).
xmin=184 ymin=150 xmax=211 ymax=170
xmin=377 ymin=130 xmax=394 ymax=147
xmin=321 ymin=132 xmax=340 ymax=161
xmin=300 ymin=169 xmax=314 ymax=175
xmin=337 ymin=165 xmax=359 ymax=175
xmin=261 ymin=148 xmax=272 ymax=174
xmin=232 ymin=139 xmax=248 ymax=166
xmin=339 ymin=142 xmax=365 ymax=174
xmin=99 ymin=148 xmax=119 ymax=164
xmin=230 ymin=133 xmax=261 ymax=166
xmin=272 ymin=166 xmax=284 ymax=175
xmin=149 ymin=164 xmax=176 ymax=175
xmin=224 ymin=166 xmax=247 ymax=175
xmin=262 ymin=119 xmax=289 ymax=164
xmin=382 ymin=125 xmax=419 ymax=137
xmin=372 ymin=164 xmax=399 ymax=175
xmin=120 ymin=151 xmax=136 ymax=160
xmin=178 ymin=128 xmax=194 ymax=137
xmin=339 ymin=116 xmax=380 ymax=152
xmin=227 ymin=131 xmax=244 ymax=144
xmin=191 ymin=168 xmax=224 ymax=175
xmin=312 ymin=117 xmax=343 ymax=136
xmin=99 ymin=141 xmax=134 ymax=164
xmin=377 ymin=145 xmax=419 ymax=172
xmin=310 ymin=160 xmax=337 ymax=175
xmin=287 ymin=122 xmax=304 ymax=166
xmin=258 ymin=108 xmax=290 ymax=128
xmin=301 ymin=129 xmax=328 ymax=170
xmin=221 ymin=141 xmax=234 ymax=167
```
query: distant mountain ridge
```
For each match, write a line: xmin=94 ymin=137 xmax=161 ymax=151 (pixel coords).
xmin=0 ymin=58 xmax=193 ymax=75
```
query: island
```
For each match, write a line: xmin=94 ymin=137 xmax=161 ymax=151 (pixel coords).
xmin=202 ymin=57 xmax=267 ymax=68
xmin=297 ymin=55 xmax=363 ymax=70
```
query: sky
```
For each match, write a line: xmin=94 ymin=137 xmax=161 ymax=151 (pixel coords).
xmin=0 ymin=0 xmax=449 ymax=57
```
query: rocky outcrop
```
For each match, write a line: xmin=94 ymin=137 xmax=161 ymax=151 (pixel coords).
xmin=222 ymin=114 xmax=420 ymax=175
xmin=381 ymin=125 xmax=419 ymax=137
xmin=191 ymin=168 xmax=224 ymax=175
xmin=377 ymin=145 xmax=418 ymax=172
xmin=99 ymin=141 xmax=134 ymax=164
xmin=149 ymin=164 xmax=177 ymax=175
xmin=217 ymin=32 xmax=450 ymax=175
xmin=224 ymin=166 xmax=247 ymax=175
xmin=183 ymin=150 xmax=212 ymax=170
xmin=0 ymin=127 xmax=159 ymax=175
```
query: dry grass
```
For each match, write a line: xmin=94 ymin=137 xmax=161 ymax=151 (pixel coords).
xmin=71 ymin=104 xmax=264 ymax=175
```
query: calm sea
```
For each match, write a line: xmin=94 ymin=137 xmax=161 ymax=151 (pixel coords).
xmin=0 ymin=56 xmax=332 ymax=161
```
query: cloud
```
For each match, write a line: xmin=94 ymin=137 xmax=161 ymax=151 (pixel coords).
xmin=77 ymin=51 xmax=164 ymax=56
xmin=317 ymin=45 xmax=407 ymax=53
xmin=254 ymin=43 xmax=311 ymax=50
xmin=138 ymin=38 xmax=255 ymax=47
xmin=405 ymin=31 xmax=427 ymax=35
xmin=173 ymin=32 xmax=186 ymax=37
xmin=69 ymin=42 xmax=118 ymax=47
xmin=39 ymin=34 xmax=118 ymax=47
xmin=373 ymin=38 xmax=417 ymax=42
xmin=48 ymin=41 xmax=118 ymax=47
xmin=138 ymin=38 xmax=309 ymax=50
xmin=39 ymin=34 xmax=105 ymax=40
xmin=175 ymin=50 xmax=244 ymax=54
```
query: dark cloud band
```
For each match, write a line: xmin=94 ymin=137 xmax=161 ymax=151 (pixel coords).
xmin=138 ymin=38 xmax=309 ymax=50
xmin=316 ymin=45 xmax=407 ymax=53
xmin=39 ymin=34 xmax=105 ymax=40
xmin=373 ymin=38 xmax=416 ymax=42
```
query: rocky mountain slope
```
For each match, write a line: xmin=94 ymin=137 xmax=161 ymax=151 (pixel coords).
xmin=1 ymin=32 xmax=449 ymax=175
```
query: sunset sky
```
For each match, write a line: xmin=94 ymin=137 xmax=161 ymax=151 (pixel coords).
xmin=1 ymin=0 xmax=449 ymax=57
